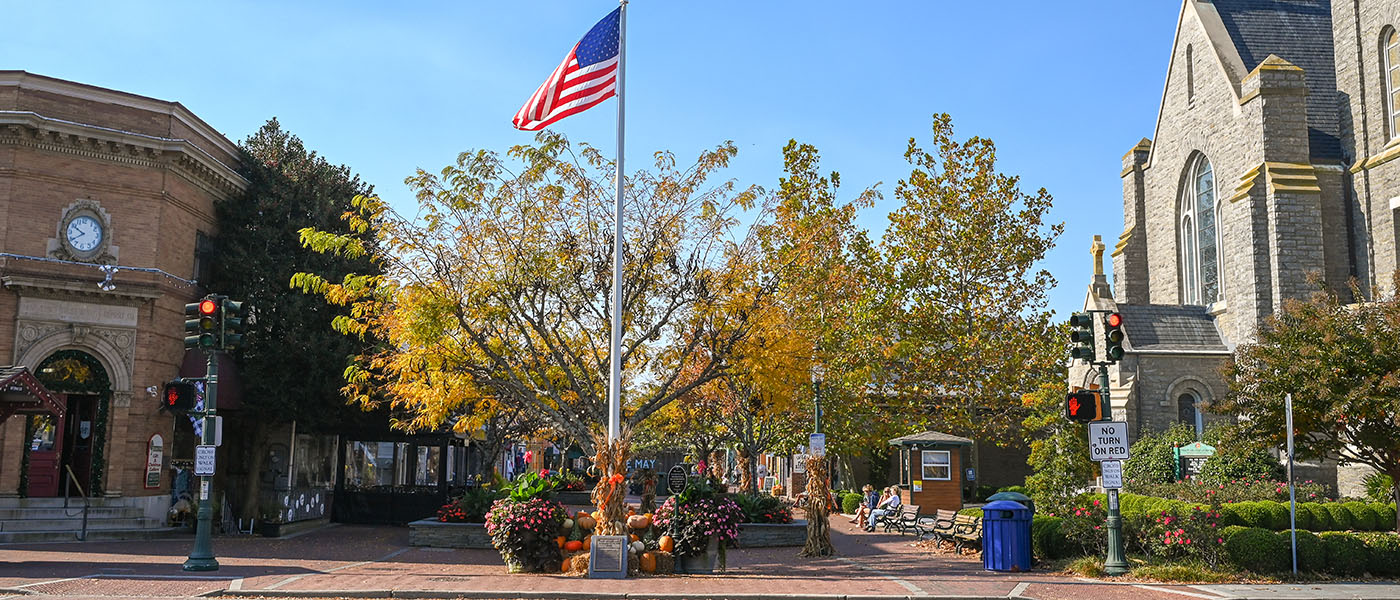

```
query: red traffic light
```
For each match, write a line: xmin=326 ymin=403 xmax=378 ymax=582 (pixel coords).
xmin=199 ymin=299 xmax=217 ymax=315
xmin=166 ymin=386 xmax=180 ymax=406
xmin=1066 ymin=390 xmax=1103 ymax=423
xmin=1106 ymin=312 xmax=1122 ymax=328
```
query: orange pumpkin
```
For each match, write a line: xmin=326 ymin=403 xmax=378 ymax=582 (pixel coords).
xmin=564 ymin=540 xmax=584 ymax=552
xmin=562 ymin=558 xmax=572 ymax=573
xmin=577 ymin=515 xmax=596 ymax=530
xmin=627 ymin=514 xmax=651 ymax=530
xmin=639 ymin=551 xmax=657 ymax=573
xmin=556 ymin=536 xmax=567 ymax=548
xmin=583 ymin=536 xmax=592 ymax=550
xmin=629 ymin=534 xmax=640 ymax=542
xmin=658 ymin=535 xmax=675 ymax=553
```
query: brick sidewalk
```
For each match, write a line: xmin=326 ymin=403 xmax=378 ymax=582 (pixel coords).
xmin=0 ymin=516 xmax=1394 ymax=599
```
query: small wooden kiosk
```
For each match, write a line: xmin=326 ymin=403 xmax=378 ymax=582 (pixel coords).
xmin=888 ymin=431 xmax=971 ymax=513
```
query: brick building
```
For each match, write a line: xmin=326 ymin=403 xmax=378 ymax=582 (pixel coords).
xmin=1080 ymin=0 xmax=1400 ymax=495
xmin=0 ymin=72 xmax=245 ymax=524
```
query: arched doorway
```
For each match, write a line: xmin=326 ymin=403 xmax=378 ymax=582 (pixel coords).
xmin=26 ymin=350 xmax=111 ymax=497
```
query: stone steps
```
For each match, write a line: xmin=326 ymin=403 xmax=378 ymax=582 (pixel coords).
xmin=0 ymin=496 xmax=178 ymax=543
xmin=0 ymin=527 xmax=187 ymax=544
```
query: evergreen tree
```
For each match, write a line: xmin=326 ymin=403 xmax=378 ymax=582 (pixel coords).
xmin=207 ymin=119 xmax=382 ymax=518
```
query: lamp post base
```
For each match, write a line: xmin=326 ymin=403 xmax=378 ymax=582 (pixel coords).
xmin=182 ymin=556 xmax=219 ymax=572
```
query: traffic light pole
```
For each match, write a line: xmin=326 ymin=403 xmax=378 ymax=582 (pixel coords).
xmin=1097 ymin=362 xmax=1128 ymax=576
xmin=183 ymin=350 xmax=218 ymax=572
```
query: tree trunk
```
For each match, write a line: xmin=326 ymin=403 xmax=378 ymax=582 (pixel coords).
xmin=1391 ymin=472 xmax=1400 ymax=534
xmin=239 ymin=420 xmax=269 ymax=521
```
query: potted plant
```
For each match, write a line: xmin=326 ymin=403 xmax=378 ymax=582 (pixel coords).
xmin=653 ymin=477 xmax=742 ymax=573
xmin=483 ymin=474 xmax=567 ymax=572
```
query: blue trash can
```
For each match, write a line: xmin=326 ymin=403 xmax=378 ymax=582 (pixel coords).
xmin=981 ymin=500 xmax=1032 ymax=572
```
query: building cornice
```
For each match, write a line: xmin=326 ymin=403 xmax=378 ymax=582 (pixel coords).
xmin=0 ymin=71 xmax=241 ymax=161
xmin=0 ymin=111 xmax=247 ymax=200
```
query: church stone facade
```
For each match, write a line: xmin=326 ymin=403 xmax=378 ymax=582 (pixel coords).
xmin=1083 ymin=0 xmax=1400 ymax=495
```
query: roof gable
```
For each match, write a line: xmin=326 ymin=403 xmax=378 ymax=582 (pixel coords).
xmin=1208 ymin=0 xmax=1341 ymax=159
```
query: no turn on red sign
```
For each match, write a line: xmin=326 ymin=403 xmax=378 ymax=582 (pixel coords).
xmin=1088 ymin=421 xmax=1130 ymax=462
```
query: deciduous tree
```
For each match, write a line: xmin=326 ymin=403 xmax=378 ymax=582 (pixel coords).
xmin=294 ymin=133 xmax=768 ymax=455
xmin=882 ymin=113 xmax=1064 ymax=477
xmin=1221 ymin=275 xmax=1400 ymax=532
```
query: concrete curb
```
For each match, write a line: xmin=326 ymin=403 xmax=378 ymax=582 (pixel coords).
xmin=214 ymin=591 xmax=1010 ymax=600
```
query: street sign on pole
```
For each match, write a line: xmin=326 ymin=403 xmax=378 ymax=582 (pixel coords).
xmin=194 ymin=445 xmax=216 ymax=476
xmin=1087 ymin=421 xmax=1130 ymax=462
xmin=1100 ymin=460 xmax=1123 ymax=489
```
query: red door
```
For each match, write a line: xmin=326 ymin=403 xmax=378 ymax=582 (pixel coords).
xmin=26 ymin=414 xmax=64 ymax=497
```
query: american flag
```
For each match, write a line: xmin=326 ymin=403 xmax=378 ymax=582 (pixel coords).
xmin=513 ymin=8 xmax=621 ymax=131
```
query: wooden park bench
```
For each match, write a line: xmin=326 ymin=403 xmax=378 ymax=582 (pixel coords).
xmin=915 ymin=509 xmax=960 ymax=544
xmin=951 ymin=513 xmax=983 ymax=554
xmin=880 ymin=504 xmax=921 ymax=534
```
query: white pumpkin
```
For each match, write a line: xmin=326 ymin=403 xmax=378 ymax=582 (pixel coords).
xmin=630 ymin=540 xmax=645 ymax=554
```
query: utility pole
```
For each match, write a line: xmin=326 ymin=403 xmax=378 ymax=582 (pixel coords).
xmin=1099 ymin=362 xmax=1128 ymax=576
xmin=183 ymin=351 xmax=218 ymax=571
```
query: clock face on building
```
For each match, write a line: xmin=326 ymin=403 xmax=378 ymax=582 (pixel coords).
xmin=64 ymin=215 xmax=104 ymax=253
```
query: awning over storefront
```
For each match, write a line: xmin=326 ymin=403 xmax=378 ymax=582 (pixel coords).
xmin=178 ymin=350 xmax=243 ymax=411
xmin=0 ymin=366 xmax=65 ymax=421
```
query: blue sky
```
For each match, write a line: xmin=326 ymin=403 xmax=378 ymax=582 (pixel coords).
xmin=1 ymin=1 xmax=1183 ymax=317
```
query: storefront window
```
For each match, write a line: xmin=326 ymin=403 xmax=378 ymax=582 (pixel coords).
xmin=294 ymin=434 xmax=337 ymax=489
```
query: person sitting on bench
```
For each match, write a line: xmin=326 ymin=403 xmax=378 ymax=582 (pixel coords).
xmin=866 ymin=486 xmax=901 ymax=531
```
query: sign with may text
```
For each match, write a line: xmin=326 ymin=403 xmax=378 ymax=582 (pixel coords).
xmin=1087 ymin=421 xmax=1130 ymax=462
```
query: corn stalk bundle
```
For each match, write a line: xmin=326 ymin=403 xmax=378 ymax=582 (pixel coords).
xmin=799 ymin=454 xmax=835 ymax=557
xmin=590 ymin=428 xmax=632 ymax=536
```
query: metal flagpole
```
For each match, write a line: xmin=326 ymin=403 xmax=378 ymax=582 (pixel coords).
xmin=608 ymin=0 xmax=627 ymax=443
xmin=1287 ymin=393 xmax=1297 ymax=575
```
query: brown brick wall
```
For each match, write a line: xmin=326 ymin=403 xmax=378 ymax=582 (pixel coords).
xmin=0 ymin=73 xmax=241 ymax=498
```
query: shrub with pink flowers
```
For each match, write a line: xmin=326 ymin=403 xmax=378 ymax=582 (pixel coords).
xmin=653 ymin=477 xmax=743 ymax=571
xmin=483 ymin=497 xmax=566 ymax=573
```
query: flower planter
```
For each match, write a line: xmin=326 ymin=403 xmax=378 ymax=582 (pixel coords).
xmin=675 ymin=536 xmax=719 ymax=574
xmin=407 ymin=519 xmax=493 ymax=549
xmin=737 ymin=519 xmax=807 ymax=547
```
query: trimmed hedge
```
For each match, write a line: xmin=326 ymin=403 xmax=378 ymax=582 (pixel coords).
xmin=1343 ymin=501 xmax=1378 ymax=532
xmin=1374 ymin=503 xmax=1397 ymax=531
xmin=1358 ymin=532 xmax=1400 ymax=576
xmin=841 ymin=493 xmax=862 ymax=515
xmin=1306 ymin=503 xmax=1335 ymax=532
xmin=1031 ymin=515 xmax=1066 ymax=560
xmin=1325 ymin=503 xmax=1354 ymax=531
xmin=958 ymin=507 xmax=983 ymax=517
xmin=1320 ymin=532 xmax=1369 ymax=576
xmin=1224 ymin=526 xmax=1289 ymax=573
xmin=1278 ymin=529 xmax=1325 ymax=573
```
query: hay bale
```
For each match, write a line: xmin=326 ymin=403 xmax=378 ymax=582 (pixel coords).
xmin=654 ymin=551 xmax=675 ymax=574
xmin=569 ymin=551 xmax=590 ymax=574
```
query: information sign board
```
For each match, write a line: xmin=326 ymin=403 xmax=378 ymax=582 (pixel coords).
xmin=808 ymin=433 xmax=826 ymax=457
xmin=1087 ymin=421 xmax=1130 ymax=461
xmin=1100 ymin=460 xmax=1123 ymax=489
xmin=194 ymin=444 xmax=216 ymax=476
xmin=587 ymin=535 xmax=628 ymax=579
xmin=666 ymin=465 xmax=689 ymax=495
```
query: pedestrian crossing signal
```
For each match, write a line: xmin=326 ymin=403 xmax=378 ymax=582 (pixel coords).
xmin=163 ymin=379 xmax=197 ymax=413
xmin=1066 ymin=390 xmax=1102 ymax=423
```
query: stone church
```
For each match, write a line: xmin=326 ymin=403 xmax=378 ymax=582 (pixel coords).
xmin=1079 ymin=0 xmax=1400 ymax=494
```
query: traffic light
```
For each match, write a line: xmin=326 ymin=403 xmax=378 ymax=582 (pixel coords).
xmin=220 ymin=298 xmax=245 ymax=349
xmin=185 ymin=296 xmax=220 ymax=350
xmin=162 ymin=379 xmax=198 ymax=413
xmin=1069 ymin=312 xmax=1095 ymax=362
xmin=1104 ymin=312 xmax=1126 ymax=362
xmin=1066 ymin=390 xmax=1103 ymax=423
xmin=183 ymin=302 xmax=202 ymax=349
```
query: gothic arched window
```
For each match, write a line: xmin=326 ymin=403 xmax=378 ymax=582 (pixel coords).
xmin=1180 ymin=154 xmax=1220 ymax=305
xmin=1178 ymin=392 xmax=1204 ymax=438
xmin=1384 ymin=27 xmax=1400 ymax=139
